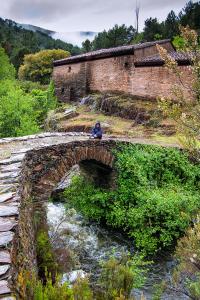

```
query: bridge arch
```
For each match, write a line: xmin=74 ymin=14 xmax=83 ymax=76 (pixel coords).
xmin=21 ymin=140 xmax=117 ymax=202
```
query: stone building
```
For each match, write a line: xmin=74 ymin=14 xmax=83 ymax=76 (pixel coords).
xmin=52 ymin=39 xmax=191 ymax=102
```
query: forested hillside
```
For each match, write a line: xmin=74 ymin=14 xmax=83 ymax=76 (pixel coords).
xmin=0 ymin=18 xmax=81 ymax=70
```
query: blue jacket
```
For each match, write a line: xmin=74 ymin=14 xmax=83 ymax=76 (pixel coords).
xmin=92 ymin=124 xmax=102 ymax=138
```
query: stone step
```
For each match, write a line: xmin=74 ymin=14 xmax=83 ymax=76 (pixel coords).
xmin=0 ymin=154 xmax=25 ymax=165
xmin=0 ymin=280 xmax=11 ymax=295
xmin=0 ymin=218 xmax=16 ymax=232
xmin=0 ymin=172 xmax=19 ymax=180
xmin=0 ymin=251 xmax=11 ymax=264
xmin=0 ymin=205 xmax=18 ymax=217
xmin=0 ymin=186 xmax=17 ymax=195
xmin=0 ymin=265 xmax=10 ymax=278
xmin=0 ymin=163 xmax=21 ymax=173
xmin=0 ymin=194 xmax=14 ymax=204
xmin=0 ymin=179 xmax=19 ymax=185
xmin=0 ymin=232 xmax=14 ymax=247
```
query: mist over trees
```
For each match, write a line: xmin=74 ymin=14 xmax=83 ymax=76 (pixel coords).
xmin=82 ymin=1 xmax=200 ymax=51
xmin=0 ymin=18 xmax=81 ymax=70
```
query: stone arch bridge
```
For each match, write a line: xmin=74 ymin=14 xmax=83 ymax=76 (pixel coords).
xmin=0 ymin=132 xmax=178 ymax=298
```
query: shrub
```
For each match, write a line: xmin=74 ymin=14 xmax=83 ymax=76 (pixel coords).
xmin=18 ymin=49 xmax=70 ymax=84
xmin=0 ymin=79 xmax=39 ymax=137
xmin=98 ymin=253 xmax=148 ymax=300
xmin=64 ymin=144 xmax=200 ymax=255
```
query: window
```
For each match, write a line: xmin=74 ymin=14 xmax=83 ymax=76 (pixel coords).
xmin=124 ymin=62 xmax=129 ymax=69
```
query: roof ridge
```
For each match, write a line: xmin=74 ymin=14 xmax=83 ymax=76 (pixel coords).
xmin=53 ymin=39 xmax=172 ymax=66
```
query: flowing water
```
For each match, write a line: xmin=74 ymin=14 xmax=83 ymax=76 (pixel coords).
xmin=47 ymin=202 xmax=188 ymax=300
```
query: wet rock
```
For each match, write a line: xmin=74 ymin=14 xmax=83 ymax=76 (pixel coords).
xmin=0 ymin=265 xmax=10 ymax=277
xmin=0 ymin=232 xmax=14 ymax=247
xmin=0 ymin=193 xmax=14 ymax=203
xmin=0 ymin=251 xmax=11 ymax=263
xmin=62 ymin=270 xmax=87 ymax=284
xmin=0 ymin=218 xmax=16 ymax=232
xmin=0 ymin=154 xmax=25 ymax=165
xmin=0 ymin=280 xmax=11 ymax=295
xmin=63 ymin=108 xmax=78 ymax=119
xmin=0 ymin=172 xmax=19 ymax=180
xmin=0 ymin=205 xmax=18 ymax=217
xmin=0 ymin=185 xmax=17 ymax=194
xmin=0 ymin=163 xmax=21 ymax=173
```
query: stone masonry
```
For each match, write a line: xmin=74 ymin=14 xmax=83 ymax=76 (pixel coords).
xmin=53 ymin=40 xmax=192 ymax=102
xmin=0 ymin=132 xmax=180 ymax=298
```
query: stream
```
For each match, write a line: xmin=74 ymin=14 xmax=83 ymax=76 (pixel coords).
xmin=47 ymin=202 xmax=188 ymax=299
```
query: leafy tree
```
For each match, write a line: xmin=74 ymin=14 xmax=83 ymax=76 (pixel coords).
xmin=0 ymin=47 xmax=15 ymax=80
xmin=0 ymin=18 xmax=82 ymax=70
xmin=143 ymin=18 xmax=164 ymax=41
xmin=0 ymin=48 xmax=58 ymax=137
xmin=179 ymin=1 xmax=200 ymax=33
xmin=164 ymin=10 xmax=179 ymax=38
xmin=91 ymin=24 xmax=136 ymax=50
xmin=0 ymin=80 xmax=39 ymax=137
xmin=82 ymin=39 xmax=92 ymax=53
xmin=18 ymin=49 xmax=70 ymax=84
xmin=64 ymin=144 xmax=200 ymax=255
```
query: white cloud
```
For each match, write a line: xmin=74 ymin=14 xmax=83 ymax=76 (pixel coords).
xmin=1 ymin=0 xmax=190 ymax=32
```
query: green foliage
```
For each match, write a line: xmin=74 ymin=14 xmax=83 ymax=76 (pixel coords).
xmin=0 ymin=48 xmax=58 ymax=137
xmin=23 ymin=272 xmax=74 ymax=300
xmin=18 ymin=49 xmax=70 ymax=84
xmin=72 ymin=277 xmax=93 ymax=300
xmin=64 ymin=144 xmax=200 ymax=255
xmin=0 ymin=79 xmax=39 ymax=137
xmin=0 ymin=18 xmax=81 ymax=70
xmin=36 ymin=229 xmax=58 ymax=278
xmin=172 ymin=220 xmax=200 ymax=299
xmin=0 ymin=47 xmax=15 ymax=80
xmin=32 ymin=81 xmax=58 ymax=124
xmin=98 ymin=253 xmax=148 ymax=300
xmin=84 ymin=25 xmax=136 ymax=51
xmin=172 ymin=35 xmax=185 ymax=49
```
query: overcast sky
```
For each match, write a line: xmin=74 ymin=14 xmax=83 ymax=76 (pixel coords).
xmin=0 ymin=0 xmax=193 ymax=32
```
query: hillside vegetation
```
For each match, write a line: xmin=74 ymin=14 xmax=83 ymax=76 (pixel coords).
xmin=0 ymin=18 xmax=81 ymax=70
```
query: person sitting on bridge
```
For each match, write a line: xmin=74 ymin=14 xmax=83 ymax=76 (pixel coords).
xmin=91 ymin=122 xmax=103 ymax=139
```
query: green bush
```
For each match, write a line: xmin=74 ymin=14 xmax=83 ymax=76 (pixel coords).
xmin=0 ymin=79 xmax=39 ymax=137
xmin=64 ymin=144 xmax=200 ymax=255
xmin=98 ymin=253 xmax=148 ymax=300
xmin=0 ymin=47 xmax=58 ymax=137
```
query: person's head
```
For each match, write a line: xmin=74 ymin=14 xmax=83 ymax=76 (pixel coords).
xmin=95 ymin=122 xmax=101 ymax=128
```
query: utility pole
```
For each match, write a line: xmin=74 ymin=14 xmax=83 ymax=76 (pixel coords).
xmin=135 ymin=0 xmax=140 ymax=34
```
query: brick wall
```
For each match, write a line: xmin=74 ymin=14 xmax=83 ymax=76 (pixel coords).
xmin=52 ymin=61 xmax=88 ymax=102
xmin=53 ymin=53 xmax=192 ymax=102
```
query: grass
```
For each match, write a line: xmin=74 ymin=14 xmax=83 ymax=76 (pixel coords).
xmin=56 ymin=103 xmax=180 ymax=145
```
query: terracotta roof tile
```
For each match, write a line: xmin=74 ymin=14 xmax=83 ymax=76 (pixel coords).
xmin=53 ymin=39 xmax=171 ymax=66
xmin=135 ymin=51 xmax=191 ymax=66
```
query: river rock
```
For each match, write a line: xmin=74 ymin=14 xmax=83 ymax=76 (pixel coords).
xmin=0 ymin=162 xmax=21 ymax=172
xmin=0 ymin=218 xmax=16 ymax=231
xmin=0 ymin=251 xmax=11 ymax=263
xmin=0 ymin=193 xmax=14 ymax=203
xmin=0 ymin=232 xmax=14 ymax=247
xmin=0 ymin=280 xmax=11 ymax=295
xmin=0 ymin=154 xmax=25 ymax=165
xmin=0 ymin=205 xmax=18 ymax=217
xmin=62 ymin=270 xmax=87 ymax=284
xmin=0 ymin=172 xmax=19 ymax=180
xmin=0 ymin=265 xmax=10 ymax=277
